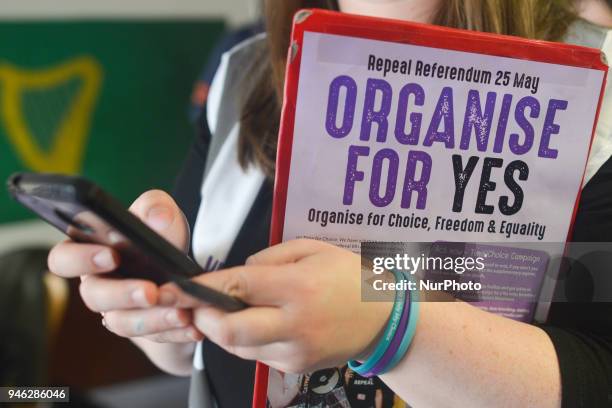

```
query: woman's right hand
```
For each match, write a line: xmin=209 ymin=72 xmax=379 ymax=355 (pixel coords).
xmin=48 ymin=190 xmax=204 ymax=346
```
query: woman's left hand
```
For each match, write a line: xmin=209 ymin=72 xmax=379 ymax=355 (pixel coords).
xmin=158 ymin=239 xmax=392 ymax=373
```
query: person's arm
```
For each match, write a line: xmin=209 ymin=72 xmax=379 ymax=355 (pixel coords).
xmin=159 ymin=240 xmax=568 ymax=407
xmin=380 ymin=301 xmax=561 ymax=407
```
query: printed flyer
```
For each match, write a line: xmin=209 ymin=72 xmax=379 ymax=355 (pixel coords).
xmin=254 ymin=9 xmax=608 ymax=408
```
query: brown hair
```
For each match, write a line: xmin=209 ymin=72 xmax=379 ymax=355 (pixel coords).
xmin=239 ymin=0 xmax=576 ymax=178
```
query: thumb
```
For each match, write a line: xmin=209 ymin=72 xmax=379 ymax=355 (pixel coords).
xmin=158 ymin=265 xmax=292 ymax=308
xmin=129 ymin=189 xmax=190 ymax=254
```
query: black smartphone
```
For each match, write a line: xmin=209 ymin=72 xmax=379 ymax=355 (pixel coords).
xmin=7 ymin=172 xmax=246 ymax=312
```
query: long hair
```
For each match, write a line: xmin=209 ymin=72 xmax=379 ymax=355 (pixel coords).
xmin=238 ymin=0 xmax=576 ymax=178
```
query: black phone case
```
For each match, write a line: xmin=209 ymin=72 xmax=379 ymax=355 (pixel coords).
xmin=7 ymin=172 xmax=246 ymax=312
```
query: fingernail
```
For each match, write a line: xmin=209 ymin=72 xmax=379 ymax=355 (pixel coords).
xmin=166 ymin=310 xmax=183 ymax=327
xmin=159 ymin=290 xmax=177 ymax=306
xmin=92 ymin=250 xmax=115 ymax=270
xmin=131 ymin=289 xmax=150 ymax=307
xmin=146 ymin=206 xmax=173 ymax=231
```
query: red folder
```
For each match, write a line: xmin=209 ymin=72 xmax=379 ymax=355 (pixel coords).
xmin=254 ymin=9 xmax=608 ymax=408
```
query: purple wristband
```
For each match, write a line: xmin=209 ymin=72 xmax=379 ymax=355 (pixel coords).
xmin=361 ymin=289 xmax=411 ymax=377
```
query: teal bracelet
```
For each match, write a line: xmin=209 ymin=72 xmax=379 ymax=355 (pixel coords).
xmin=383 ymin=271 xmax=420 ymax=372
xmin=348 ymin=269 xmax=406 ymax=375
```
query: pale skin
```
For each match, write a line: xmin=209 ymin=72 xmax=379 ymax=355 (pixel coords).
xmin=49 ymin=190 xmax=203 ymax=376
xmin=47 ymin=0 xmax=611 ymax=405
xmin=579 ymin=0 xmax=612 ymax=27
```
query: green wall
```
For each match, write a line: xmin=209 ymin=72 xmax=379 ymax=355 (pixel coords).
xmin=0 ymin=20 xmax=224 ymax=223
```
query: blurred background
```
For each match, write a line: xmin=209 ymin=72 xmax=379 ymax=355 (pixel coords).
xmin=0 ymin=1 xmax=260 ymax=406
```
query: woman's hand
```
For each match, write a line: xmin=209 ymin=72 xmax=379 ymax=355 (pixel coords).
xmin=156 ymin=239 xmax=561 ymax=408
xmin=159 ymin=239 xmax=392 ymax=373
xmin=47 ymin=190 xmax=203 ymax=375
